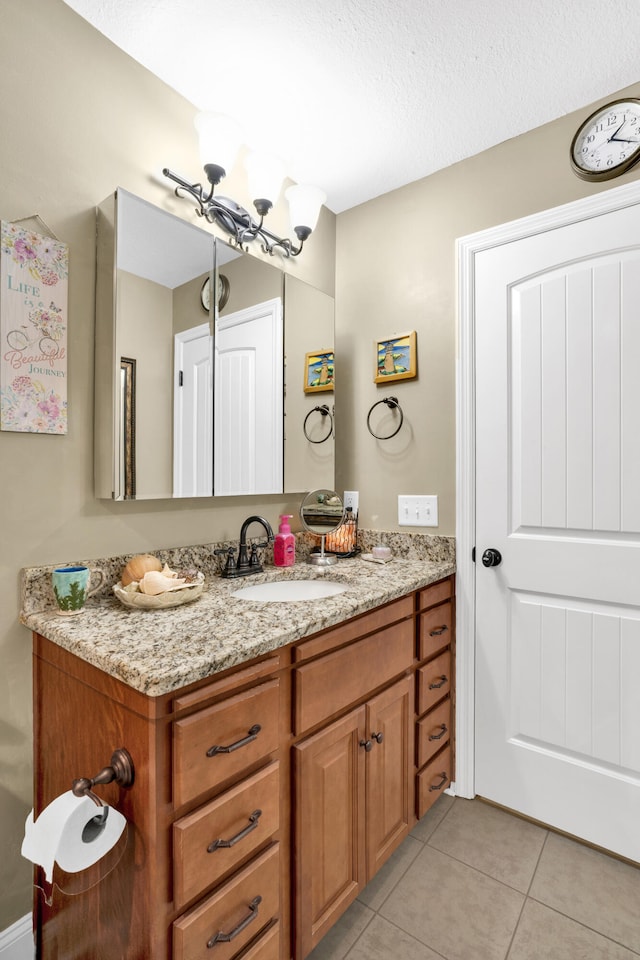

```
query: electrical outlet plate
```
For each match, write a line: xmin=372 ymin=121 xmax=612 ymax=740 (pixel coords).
xmin=344 ymin=491 xmax=359 ymax=513
xmin=398 ymin=495 xmax=438 ymax=527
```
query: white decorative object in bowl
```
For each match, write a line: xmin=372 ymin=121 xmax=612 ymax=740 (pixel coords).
xmin=113 ymin=573 xmax=205 ymax=610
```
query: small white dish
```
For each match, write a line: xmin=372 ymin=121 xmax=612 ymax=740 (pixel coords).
xmin=360 ymin=553 xmax=394 ymax=565
xmin=112 ymin=573 xmax=205 ymax=610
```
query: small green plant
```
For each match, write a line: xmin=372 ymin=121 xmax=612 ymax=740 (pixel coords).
xmin=54 ymin=580 xmax=86 ymax=611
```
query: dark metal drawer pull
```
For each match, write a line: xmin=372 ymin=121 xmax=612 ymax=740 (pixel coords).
xmin=428 ymin=723 xmax=448 ymax=741
xmin=207 ymin=724 xmax=261 ymax=757
xmin=207 ymin=810 xmax=262 ymax=852
xmin=429 ymin=625 xmax=448 ymax=637
xmin=207 ymin=895 xmax=262 ymax=948
xmin=428 ymin=675 xmax=448 ymax=690
xmin=359 ymin=738 xmax=373 ymax=752
xmin=371 ymin=732 xmax=384 ymax=744
xmin=429 ymin=772 xmax=448 ymax=793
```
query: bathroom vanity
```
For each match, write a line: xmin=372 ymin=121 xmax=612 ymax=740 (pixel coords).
xmin=23 ymin=551 xmax=455 ymax=960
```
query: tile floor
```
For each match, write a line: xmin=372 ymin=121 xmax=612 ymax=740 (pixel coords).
xmin=307 ymin=795 xmax=640 ymax=960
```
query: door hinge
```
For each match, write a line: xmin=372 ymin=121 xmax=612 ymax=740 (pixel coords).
xmin=472 ymin=546 xmax=476 ymax=563
xmin=178 ymin=370 xmax=184 ymax=387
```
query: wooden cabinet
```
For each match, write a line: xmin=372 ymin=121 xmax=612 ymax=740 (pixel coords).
xmin=294 ymin=676 xmax=414 ymax=959
xmin=31 ymin=575 xmax=455 ymax=960
xmin=415 ymin=579 xmax=455 ymax=817
xmin=32 ymin=641 xmax=283 ymax=960
xmin=292 ymin=594 xmax=416 ymax=960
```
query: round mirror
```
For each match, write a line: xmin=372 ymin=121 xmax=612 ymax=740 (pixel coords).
xmin=300 ymin=489 xmax=345 ymax=566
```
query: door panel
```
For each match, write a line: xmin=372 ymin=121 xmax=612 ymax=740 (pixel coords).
xmin=294 ymin=708 xmax=366 ymax=959
xmin=366 ymin=676 xmax=413 ymax=879
xmin=475 ymin=200 xmax=640 ymax=862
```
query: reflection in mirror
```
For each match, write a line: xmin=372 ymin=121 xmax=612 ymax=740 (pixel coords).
xmin=94 ymin=190 xmax=333 ymax=501
xmin=300 ymin=489 xmax=345 ymax=566
xmin=284 ymin=276 xmax=335 ymax=493
xmin=95 ymin=189 xmax=215 ymax=500
xmin=214 ymin=243 xmax=283 ymax=496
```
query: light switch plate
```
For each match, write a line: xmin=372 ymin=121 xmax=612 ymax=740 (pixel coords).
xmin=398 ymin=495 xmax=438 ymax=527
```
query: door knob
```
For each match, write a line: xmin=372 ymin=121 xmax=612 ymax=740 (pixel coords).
xmin=481 ymin=548 xmax=502 ymax=567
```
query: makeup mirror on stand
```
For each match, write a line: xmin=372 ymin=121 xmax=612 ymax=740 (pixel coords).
xmin=300 ymin=489 xmax=346 ymax=566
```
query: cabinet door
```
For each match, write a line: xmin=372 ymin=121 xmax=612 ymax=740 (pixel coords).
xmin=366 ymin=675 xmax=413 ymax=880
xmin=294 ymin=707 xmax=366 ymax=960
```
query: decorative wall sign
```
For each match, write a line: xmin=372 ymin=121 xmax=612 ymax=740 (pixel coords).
xmin=374 ymin=330 xmax=417 ymax=384
xmin=304 ymin=349 xmax=334 ymax=393
xmin=0 ymin=221 xmax=68 ymax=433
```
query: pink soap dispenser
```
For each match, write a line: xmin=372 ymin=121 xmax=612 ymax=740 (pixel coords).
xmin=274 ymin=514 xmax=295 ymax=567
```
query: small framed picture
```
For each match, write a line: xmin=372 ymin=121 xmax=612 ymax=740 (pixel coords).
xmin=374 ymin=331 xmax=417 ymax=383
xmin=304 ymin=350 xmax=334 ymax=393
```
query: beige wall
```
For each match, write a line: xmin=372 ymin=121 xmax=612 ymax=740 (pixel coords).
xmin=0 ymin=0 xmax=335 ymax=929
xmin=335 ymin=80 xmax=640 ymax=535
xmin=118 ymin=271 xmax=173 ymax=496
xmin=2 ymin=0 xmax=639 ymax=935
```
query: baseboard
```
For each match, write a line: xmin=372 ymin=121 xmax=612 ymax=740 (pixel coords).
xmin=0 ymin=915 xmax=33 ymax=960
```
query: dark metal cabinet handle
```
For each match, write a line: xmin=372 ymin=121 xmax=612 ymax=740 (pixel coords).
xmin=207 ymin=724 xmax=261 ymax=757
xmin=428 ymin=723 xmax=448 ymax=742
xmin=428 ymin=772 xmax=448 ymax=793
xmin=429 ymin=625 xmax=448 ymax=637
xmin=207 ymin=895 xmax=262 ymax=948
xmin=207 ymin=810 xmax=262 ymax=852
xmin=482 ymin=548 xmax=502 ymax=567
xmin=371 ymin=732 xmax=384 ymax=744
xmin=359 ymin=738 xmax=373 ymax=752
xmin=428 ymin=675 xmax=448 ymax=690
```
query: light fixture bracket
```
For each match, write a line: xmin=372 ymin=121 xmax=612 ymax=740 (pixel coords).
xmin=163 ymin=167 xmax=304 ymax=257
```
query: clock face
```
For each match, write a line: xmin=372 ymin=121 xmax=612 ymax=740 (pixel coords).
xmin=571 ymin=99 xmax=640 ymax=181
xmin=200 ymin=274 xmax=230 ymax=312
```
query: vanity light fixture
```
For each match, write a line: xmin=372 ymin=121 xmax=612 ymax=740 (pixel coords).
xmin=163 ymin=111 xmax=326 ymax=258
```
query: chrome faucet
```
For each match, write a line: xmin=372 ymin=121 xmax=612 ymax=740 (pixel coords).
xmin=215 ymin=515 xmax=275 ymax=579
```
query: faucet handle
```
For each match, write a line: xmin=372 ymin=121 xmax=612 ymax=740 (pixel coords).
xmin=214 ymin=546 xmax=237 ymax=576
xmin=249 ymin=543 xmax=268 ymax=568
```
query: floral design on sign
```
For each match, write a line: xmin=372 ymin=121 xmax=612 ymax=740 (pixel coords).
xmin=1 ymin=222 xmax=68 ymax=434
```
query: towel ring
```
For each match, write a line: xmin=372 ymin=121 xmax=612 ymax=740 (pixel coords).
xmin=366 ymin=396 xmax=404 ymax=440
xmin=303 ymin=404 xmax=333 ymax=444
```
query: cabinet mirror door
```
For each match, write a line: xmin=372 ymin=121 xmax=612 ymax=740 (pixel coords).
xmin=95 ymin=189 xmax=334 ymax=500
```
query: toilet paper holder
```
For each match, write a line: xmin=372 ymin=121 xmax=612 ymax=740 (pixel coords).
xmin=71 ymin=748 xmax=134 ymax=808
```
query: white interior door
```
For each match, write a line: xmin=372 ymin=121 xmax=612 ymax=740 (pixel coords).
xmin=214 ymin=297 xmax=283 ymax=496
xmin=474 ymin=199 xmax=640 ymax=862
xmin=173 ymin=323 xmax=213 ymax=497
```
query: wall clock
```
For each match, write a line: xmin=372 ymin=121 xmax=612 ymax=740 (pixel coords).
xmin=570 ymin=99 xmax=640 ymax=181
xmin=200 ymin=273 xmax=230 ymax=312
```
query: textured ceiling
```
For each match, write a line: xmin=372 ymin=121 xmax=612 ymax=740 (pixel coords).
xmin=63 ymin=0 xmax=640 ymax=213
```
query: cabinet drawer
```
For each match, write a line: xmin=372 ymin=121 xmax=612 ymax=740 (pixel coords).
xmin=173 ymin=680 xmax=280 ymax=808
xmin=294 ymin=595 xmax=414 ymax=663
xmin=173 ymin=844 xmax=279 ymax=960
xmin=418 ymin=602 xmax=452 ymax=660
xmin=239 ymin=922 xmax=280 ymax=960
xmin=416 ymin=650 xmax=451 ymax=715
xmin=294 ymin=619 xmax=414 ymax=734
xmin=418 ymin=578 xmax=452 ymax=612
xmin=416 ymin=698 xmax=451 ymax=769
xmin=416 ymin=745 xmax=452 ymax=819
xmin=173 ymin=762 xmax=280 ymax=909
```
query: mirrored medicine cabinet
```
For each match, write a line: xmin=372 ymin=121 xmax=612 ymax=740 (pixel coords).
xmin=94 ymin=188 xmax=334 ymax=501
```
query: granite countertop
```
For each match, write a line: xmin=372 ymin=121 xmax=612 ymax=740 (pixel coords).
xmin=20 ymin=533 xmax=455 ymax=698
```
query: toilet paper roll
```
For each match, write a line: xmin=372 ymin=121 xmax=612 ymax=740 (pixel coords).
xmin=22 ymin=790 xmax=127 ymax=883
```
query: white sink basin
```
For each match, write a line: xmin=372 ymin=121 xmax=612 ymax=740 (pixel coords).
xmin=231 ymin=579 xmax=348 ymax=602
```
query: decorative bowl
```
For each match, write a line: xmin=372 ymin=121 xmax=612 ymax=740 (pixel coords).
xmin=112 ymin=573 xmax=205 ymax=610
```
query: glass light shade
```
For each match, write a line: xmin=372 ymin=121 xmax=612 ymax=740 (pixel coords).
xmin=245 ymin=151 xmax=285 ymax=204
xmin=285 ymin=184 xmax=327 ymax=233
xmin=194 ymin=112 xmax=243 ymax=175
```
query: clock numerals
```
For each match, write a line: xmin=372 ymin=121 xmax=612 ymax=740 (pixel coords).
xmin=571 ymin=99 xmax=640 ymax=182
